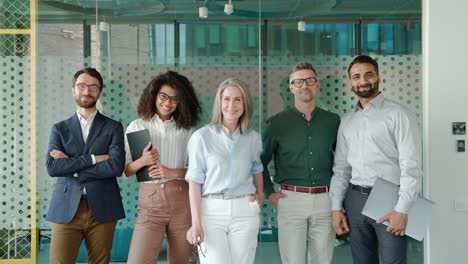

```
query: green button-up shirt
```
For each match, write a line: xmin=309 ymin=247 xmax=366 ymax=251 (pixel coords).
xmin=261 ymin=107 xmax=340 ymax=197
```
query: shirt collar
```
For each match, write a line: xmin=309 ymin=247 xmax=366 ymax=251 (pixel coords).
xmin=76 ymin=110 xmax=97 ymax=123
xmin=353 ymin=92 xmax=385 ymax=112
xmin=221 ymin=125 xmax=240 ymax=139
xmin=152 ymin=113 xmax=175 ymax=124
xmin=290 ymin=106 xmax=320 ymax=119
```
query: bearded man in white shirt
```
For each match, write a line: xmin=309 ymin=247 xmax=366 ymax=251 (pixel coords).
xmin=329 ymin=55 xmax=422 ymax=264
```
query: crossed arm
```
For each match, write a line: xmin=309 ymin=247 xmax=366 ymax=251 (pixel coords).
xmin=46 ymin=123 xmax=126 ymax=181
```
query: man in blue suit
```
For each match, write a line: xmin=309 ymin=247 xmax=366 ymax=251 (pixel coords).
xmin=46 ymin=67 xmax=126 ymax=264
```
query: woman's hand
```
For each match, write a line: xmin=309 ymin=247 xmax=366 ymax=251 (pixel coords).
xmin=251 ymin=191 xmax=264 ymax=207
xmin=139 ymin=142 xmax=160 ymax=166
xmin=149 ymin=164 xmax=172 ymax=179
xmin=186 ymin=224 xmax=204 ymax=245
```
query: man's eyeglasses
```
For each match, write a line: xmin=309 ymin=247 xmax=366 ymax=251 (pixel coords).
xmin=74 ymin=83 xmax=100 ymax=92
xmin=158 ymin=92 xmax=178 ymax=104
xmin=290 ymin=77 xmax=318 ymax=88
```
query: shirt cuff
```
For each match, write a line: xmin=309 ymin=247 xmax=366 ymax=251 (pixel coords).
xmin=91 ymin=154 xmax=96 ymax=165
xmin=73 ymin=173 xmax=78 ymax=178
xmin=251 ymin=167 xmax=263 ymax=176
xmin=185 ymin=170 xmax=205 ymax=185
xmin=394 ymin=197 xmax=412 ymax=214
xmin=331 ymin=199 xmax=344 ymax=211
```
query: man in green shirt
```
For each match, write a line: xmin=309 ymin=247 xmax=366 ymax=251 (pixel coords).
xmin=261 ymin=62 xmax=340 ymax=264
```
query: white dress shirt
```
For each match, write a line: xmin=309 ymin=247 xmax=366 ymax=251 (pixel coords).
xmin=75 ymin=110 xmax=97 ymax=194
xmin=185 ymin=125 xmax=263 ymax=197
xmin=330 ymin=93 xmax=422 ymax=214
xmin=124 ymin=114 xmax=192 ymax=183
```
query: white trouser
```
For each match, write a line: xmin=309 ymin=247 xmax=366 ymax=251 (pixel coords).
xmin=278 ymin=191 xmax=334 ymax=264
xmin=200 ymin=195 xmax=260 ymax=264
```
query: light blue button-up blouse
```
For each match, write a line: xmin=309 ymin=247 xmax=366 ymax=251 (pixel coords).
xmin=185 ymin=125 xmax=263 ymax=197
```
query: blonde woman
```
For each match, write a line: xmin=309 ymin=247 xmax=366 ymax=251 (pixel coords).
xmin=185 ymin=78 xmax=263 ymax=264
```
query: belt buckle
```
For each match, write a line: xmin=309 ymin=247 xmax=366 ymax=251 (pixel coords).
xmin=223 ymin=194 xmax=238 ymax=200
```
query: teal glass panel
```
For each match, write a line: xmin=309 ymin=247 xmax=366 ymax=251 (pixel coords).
xmin=195 ymin=26 xmax=206 ymax=49
xmin=362 ymin=22 xmax=422 ymax=55
xmin=209 ymin=25 xmax=220 ymax=44
xmin=225 ymin=25 xmax=241 ymax=53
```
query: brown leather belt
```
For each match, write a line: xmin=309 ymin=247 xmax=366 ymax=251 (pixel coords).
xmin=281 ymin=184 xmax=328 ymax=194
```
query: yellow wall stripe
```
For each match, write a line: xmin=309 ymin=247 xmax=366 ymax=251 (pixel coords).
xmin=30 ymin=0 xmax=39 ymax=262
xmin=0 ymin=29 xmax=31 ymax=34
xmin=0 ymin=0 xmax=38 ymax=263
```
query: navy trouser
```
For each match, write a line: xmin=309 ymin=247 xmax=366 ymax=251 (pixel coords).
xmin=343 ymin=186 xmax=407 ymax=264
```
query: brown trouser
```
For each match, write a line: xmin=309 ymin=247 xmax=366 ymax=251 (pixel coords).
xmin=50 ymin=199 xmax=117 ymax=264
xmin=127 ymin=180 xmax=195 ymax=264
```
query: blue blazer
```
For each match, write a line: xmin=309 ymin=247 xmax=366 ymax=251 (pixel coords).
xmin=45 ymin=111 xmax=126 ymax=224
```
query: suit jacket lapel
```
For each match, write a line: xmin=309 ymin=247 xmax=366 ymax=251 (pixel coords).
xmin=84 ymin=111 xmax=105 ymax=153
xmin=69 ymin=114 xmax=85 ymax=152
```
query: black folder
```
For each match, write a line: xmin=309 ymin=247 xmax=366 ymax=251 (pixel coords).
xmin=126 ymin=129 xmax=153 ymax=182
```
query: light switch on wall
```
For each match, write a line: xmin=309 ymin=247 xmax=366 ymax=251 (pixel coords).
xmin=457 ymin=140 xmax=465 ymax=152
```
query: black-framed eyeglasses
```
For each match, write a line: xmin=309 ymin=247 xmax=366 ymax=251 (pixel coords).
xmin=74 ymin=83 xmax=100 ymax=92
xmin=192 ymin=243 xmax=207 ymax=259
xmin=289 ymin=77 xmax=318 ymax=88
xmin=158 ymin=92 xmax=178 ymax=104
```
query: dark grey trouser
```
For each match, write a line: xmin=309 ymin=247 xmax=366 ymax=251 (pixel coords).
xmin=343 ymin=186 xmax=407 ymax=264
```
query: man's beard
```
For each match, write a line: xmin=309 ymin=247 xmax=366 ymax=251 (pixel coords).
xmin=75 ymin=96 xmax=97 ymax=109
xmin=352 ymin=82 xmax=379 ymax=98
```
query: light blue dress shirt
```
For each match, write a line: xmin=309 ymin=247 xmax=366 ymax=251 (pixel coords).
xmin=185 ymin=125 xmax=263 ymax=197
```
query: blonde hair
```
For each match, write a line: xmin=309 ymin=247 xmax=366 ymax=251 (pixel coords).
xmin=210 ymin=78 xmax=253 ymax=133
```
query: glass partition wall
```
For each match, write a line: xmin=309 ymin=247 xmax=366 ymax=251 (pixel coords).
xmin=1 ymin=0 xmax=422 ymax=263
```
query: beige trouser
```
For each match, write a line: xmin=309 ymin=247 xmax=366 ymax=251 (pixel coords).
xmin=277 ymin=191 xmax=335 ymax=264
xmin=50 ymin=199 xmax=117 ymax=264
xmin=127 ymin=180 xmax=195 ymax=264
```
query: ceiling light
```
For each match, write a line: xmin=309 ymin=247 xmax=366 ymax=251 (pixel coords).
xmin=298 ymin=20 xmax=306 ymax=32
xmin=199 ymin=6 xmax=208 ymax=18
xmin=224 ymin=0 xmax=233 ymax=15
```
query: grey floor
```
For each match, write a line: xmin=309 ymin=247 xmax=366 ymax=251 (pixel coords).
xmin=38 ymin=238 xmax=422 ymax=263
xmin=37 ymin=239 xmax=353 ymax=264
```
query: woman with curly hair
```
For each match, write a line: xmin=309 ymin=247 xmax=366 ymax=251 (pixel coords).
xmin=124 ymin=71 xmax=201 ymax=263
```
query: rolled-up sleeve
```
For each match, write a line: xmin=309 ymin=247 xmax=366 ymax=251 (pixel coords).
xmin=250 ymin=132 xmax=264 ymax=176
xmin=185 ymin=132 xmax=207 ymax=184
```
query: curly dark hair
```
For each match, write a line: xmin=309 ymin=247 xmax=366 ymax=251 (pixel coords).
xmin=137 ymin=71 xmax=201 ymax=129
